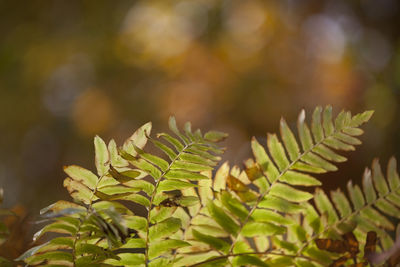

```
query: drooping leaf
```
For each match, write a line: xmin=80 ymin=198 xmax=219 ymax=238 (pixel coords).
xmin=108 ymin=165 xmax=141 ymax=182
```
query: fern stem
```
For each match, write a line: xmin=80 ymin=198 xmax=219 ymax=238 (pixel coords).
xmin=186 ymin=251 xmax=322 ymax=267
xmin=144 ymin=142 xmax=194 ymax=266
xmin=71 ymin=218 xmax=83 ymax=267
xmin=297 ymin=182 xmax=400 ymax=256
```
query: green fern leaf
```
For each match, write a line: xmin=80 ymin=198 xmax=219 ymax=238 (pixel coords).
xmin=269 ymin=183 xmax=313 ymax=202
xmin=242 ymin=221 xmax=285 ymax=237
xmin=292 ymin=157 xmax=400 ymax=265
xmin=207 ymin=201 xmax=240 ymax=236
xmin=148 ymin=239 xmax=190 ymax=259
xmin=192 ymin=229 xmax=230 ymax=253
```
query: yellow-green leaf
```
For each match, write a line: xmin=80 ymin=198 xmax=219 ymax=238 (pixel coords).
xmin=270 ymin=183 xmax=313 ymax=202
xmin=63 ymin=165 xmax=98 ymax=190
xmin=94 ymin=135 xmax=109 ymax=176
xmin=242 ymin=221 xmax=285 ymax=237
xmin=123 ymin=121 xmax=152 ymax=156
xmin=267 ymin=133 xmax=289 ymax=171
xmin=149 ymin=239 xmax=190 ymax=259
xmin=148 ymin=217 xmax=181 ymax=241
xmin=207 ymin=202 xmax=240 ymax=235
xmin=280 ymin=118 xmax=300 ymax=161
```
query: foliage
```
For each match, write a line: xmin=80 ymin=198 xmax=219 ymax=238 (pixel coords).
xmin=13 ymin=106 xmax=400 ymax=266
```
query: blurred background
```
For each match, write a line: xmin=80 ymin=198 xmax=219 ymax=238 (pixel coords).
xmin=1 ymin=0 xmax=400 ymax=255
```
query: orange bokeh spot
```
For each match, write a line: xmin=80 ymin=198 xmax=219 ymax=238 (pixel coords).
xmin=72 ymin=89 xmax=115 ymax=136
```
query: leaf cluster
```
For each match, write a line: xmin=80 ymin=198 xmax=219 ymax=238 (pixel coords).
xmin=15 ymin=106 xmax=400 ymax=266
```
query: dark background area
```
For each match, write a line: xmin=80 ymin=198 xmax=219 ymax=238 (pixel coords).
xmin=0 ymin=0 xmax=400 ymax=250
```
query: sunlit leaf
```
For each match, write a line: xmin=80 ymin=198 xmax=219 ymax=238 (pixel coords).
xmin=64 ymin=165 xmax=98 ymax=190
xmin=192 ymin=229 xmax=230 ymax=253
xmin=94 ymin=135 xmax=109 ymax=176
xmin=26 ymin=251 xmax=73 ymax=265
xmin=311 ymin=106 xmax=324 ymax=142
xmin=280 ymin=171 xmax=321 ymax=186
xmin=280 ymin=118 xmax=300 ymax=161
xmin=158 ymin=180 xmax=196 ymax=192
xmin=267 ymin=133 xmax=289 ymax=171
xmin=204 ymin=131 xmax=228 ymax=143
xmin=148 ymin=217 xmax=181 ymax=241
xmin=270 ymin=183 xmax=313 ymax=202
xmin=214 ymin=162 xmax=229 ymax=192
xmin=105 ymin=253 xmax=145 ymax=266
xmin=63 ymin=177 xmax=94 ymax=204
xmin=123 ymin=121 xmax=152 ymax=156
xmin=251 ymin=137 xmax=279 ymax=183
xmin=207 ymin=202 xmax=240 ymax=235
xmin=242 ymin=221 xmax=285 ymax=237
xmin=149 ymin=239 xmax=190 ymax=259
xmin=165 ymin=169 xmax=208 ymax=181
xmin=233 ymin=255 xmax=269 ymax=267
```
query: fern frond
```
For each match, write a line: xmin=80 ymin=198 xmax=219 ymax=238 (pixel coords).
xmin=18 ymin=107 xmax=382 ymax=267
xmin=16 ymin=200 xmax=129 ymax=266
xmin=241 ymin=107 xmax=372 ymax=241
xmin=288 ymin=157 xmax=400 ymax=265
xmin=178 ymin=107 xmax=372 ymax=266
xmin=17 ymin=122 xmax=154 ymax=266
xmin=93 ymin=117 xmax=226 ymax=266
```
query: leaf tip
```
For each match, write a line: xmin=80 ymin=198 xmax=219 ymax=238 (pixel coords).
xmin=298 ymin=109 xmax=306 ymax=123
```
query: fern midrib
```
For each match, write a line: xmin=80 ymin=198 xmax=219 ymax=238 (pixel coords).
xmin=297 ymin=182 xmax=400 ymax=256
xmin=144 ymin=141 xmax=194 ymax=267
xmin=227 ymin=125 xmax=351 ymax=255
xmin=71 ymin=218 xmax=83 ymax=267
